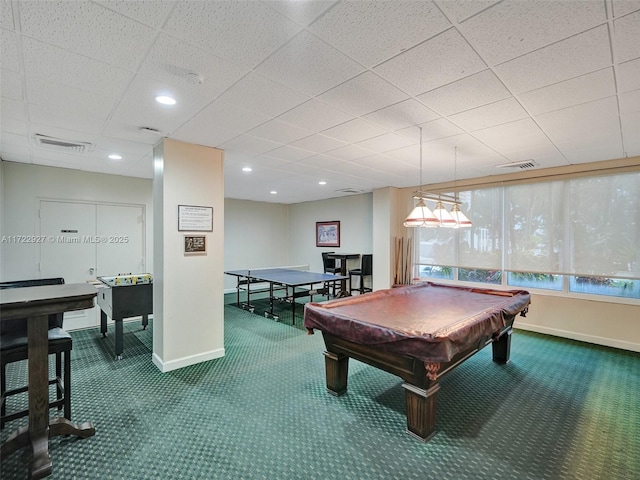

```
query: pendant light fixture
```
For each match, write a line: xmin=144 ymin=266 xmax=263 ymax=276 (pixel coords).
xmin=404 ymin=133 xmax=472 ymax=228
xmin=403 ymin=127 xmax=439 ymax=227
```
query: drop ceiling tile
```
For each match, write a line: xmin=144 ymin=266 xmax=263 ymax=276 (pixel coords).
xmin=614 ymin=10 xmax=640 ymax=63
xmin=618 ymin=58 xmax=640 ymax=93
xmin=449 ymin=97 xmax=529 ymax=132
xmin=18 ymin=1 xmax=156 ymax=70
xmin=25 ymin=76 xmax=117 ymax=120
xmin=459 ymin=0 xmax=605 ymax=66
xmin=397 ymin=118 xmax=464 ymax=142
xmin=0 ymin=131 xmax=29 ymax=148
xmin=248 ymin=119 xmax=313 ymax=145
xmin=182 ymin=99 xmax=270 ymax=134
xmin=613 ymin=1 xmax=640 ymax=17
xmin=21 ymin=38 xmax=133 ymax=98
xmin=352 ymin=154 xmax=417 ymax=178
xmin=94 ymin=0 xmax=175 ymax=28
xmin=295 ymin=154 xmax=343 ymax=169
xmin=321 ymin=118 xmax=388 ymax=143
xmin=263 ymin=145 xmax=314 ymax=162
xmin=171 ymin=119 xmax=240 ymax=149
xmin=310 ymin=1 xmax=451 ymax=67
xmin=1 ymin=29 xmax=19 ymax=72
xmin=621 ymin=110 xmax=640 ymax=155
xmin=472 ymin=118 xmax=567 ymax=167
xmin=220 ymin=134 xmax=282 ymax=157
xmin=1 ymin=69 xmax=23 ymax=100
xmin=417 ymin=69 xmax=511 ymax=116
xmin=519 ymin=68 xmax=615 ymax=115
xmin=276 ymin=99 xmax=354 ymax=132
xmin=620 ymin=89 xmax=640 ymax=115
xmin=324 ymin=144 xmax=374 ymax=161
xmin=374 ymin=28 xmax=486 ymax=96
xmin=163 ymin=1 xmax=301 ymax=69
xmin=242 ymin=155 xmax=291 ymax=170
xmin=28 ymin=102 xmax=105 ymax=135
xmin=356 ymin=133 xmax=414 ymax=153
xmin=318 ymin=71 xmax=408 ymax=117
xmin=537 ymin=97 xmax=624 ymax=163
xmin=256 ymin=31 xmax=363 ymax=96
xmin=363 ymin=99 xmax=440 ymax=131
xmin=495 ymin=25 xmax=612 ymax=95
xmin=1 ymin=1 xmax=14 ymax=29
xmin=266 ymin=0 xmax=337 ymax=26
xmin=434 ymin=0 xmax=501 ymax=23
xmin=217 ymin=72 xmax=310 ymax=118
xmin=139 ymin=33 xmax=249 ymax=101
xmin=0 ymin=117 xmax=28 ymax=137
xmin=291 ymin=134 xmax=347 ymax=153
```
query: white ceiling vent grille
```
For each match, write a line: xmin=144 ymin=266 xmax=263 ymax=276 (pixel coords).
xmin=494 ymin=159 xmax=537 ymax=170
xmin=335 ymin=188 xmax=364 ymax=194
xmin=33 ymin=134 xmax=94 ymax=153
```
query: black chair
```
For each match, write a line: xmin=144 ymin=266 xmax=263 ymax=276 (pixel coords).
xmin=0 ymin=278 xmax=72 ymax=429
xmin=349 ymin=254 xmax=373 ymax=294
xmin=322 ymin=252 xmax=341 ymax=297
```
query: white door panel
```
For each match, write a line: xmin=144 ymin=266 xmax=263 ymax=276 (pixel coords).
xmin=96 ymin=204 xmax=145 ymax=277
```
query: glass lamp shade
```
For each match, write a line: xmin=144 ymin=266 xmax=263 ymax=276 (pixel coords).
xmin=404 ymin=199 xmax=439 ymax=227
xmin=450 ymin=203 xmax=472 ymax=228
xmin=433 ymin=201 xmax=457 ymax=227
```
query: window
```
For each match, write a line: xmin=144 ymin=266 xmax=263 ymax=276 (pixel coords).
xmin=417 ymin=171 xmax=640 ymax=300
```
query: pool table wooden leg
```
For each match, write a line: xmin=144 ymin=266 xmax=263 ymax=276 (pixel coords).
xmin=323 ymin=351 xmax=348 ymax=396
xmin=403 ymin=382 xmax=440 ymax=442
xmin=492 ymin=328 xmax=512 ymax=364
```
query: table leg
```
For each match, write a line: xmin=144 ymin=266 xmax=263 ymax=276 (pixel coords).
xmin=26 ymin=314 xmax=52 ymax=479
xmin=142 ymin=314 xmax=148 ymax=330
xmin=100 ymin=310 xmax=107 ymax=337
xmin=402 ymin=382 xmax=440 ymax=442
xmin=115 ymin=319 xmax=123 ymax=360
xmin=492 ymin=328 xmax=512 ymax=364
xmin=323 ymin=351 xmax=349 ymax=396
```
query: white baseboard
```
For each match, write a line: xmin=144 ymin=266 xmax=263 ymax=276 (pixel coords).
xmin=152 ymin=347 xmax=225 ymax=373
xmin=515 ymin=322 xmax=640 ymax=353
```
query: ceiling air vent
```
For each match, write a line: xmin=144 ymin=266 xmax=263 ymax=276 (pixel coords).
xmin=33 ymin=134 xmax=94 ymax=153
xmin=335 ymin=188 xmax=364 ymax=194
xmin=494 ymin=159 xmax=537 ymax=170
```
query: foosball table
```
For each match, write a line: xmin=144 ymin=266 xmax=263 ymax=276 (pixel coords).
xmin=96 ymin=273 xmax=153 ymax=359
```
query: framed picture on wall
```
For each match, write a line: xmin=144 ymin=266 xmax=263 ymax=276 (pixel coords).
xmin=184 ymin=235 xmax=207 ymax=255
xmin=316 ymin=221 xmax=340 ymax=247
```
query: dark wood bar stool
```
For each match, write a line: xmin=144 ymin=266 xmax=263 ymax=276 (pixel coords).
xmin=349 ymin=254 xmax=373 ymax=294
xmin=322 ymin=252 xmax=340 ymax=297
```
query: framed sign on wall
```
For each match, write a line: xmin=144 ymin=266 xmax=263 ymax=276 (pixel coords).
xmin=178 ymin=205 xmax=213 ymax=232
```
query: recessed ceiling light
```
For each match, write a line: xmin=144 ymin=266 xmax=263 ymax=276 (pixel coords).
xmin=155 ymin=95 xmax=176 ymax=105
xmin=242 ymin=167 xmax=252 ymax=172
xmin=270 ymin=191 xmax=277 ymax=195
xmin=108 ymin=154 xmax=122 ymax=160
xmin=318 ymin=181 xmax=327 ymax=185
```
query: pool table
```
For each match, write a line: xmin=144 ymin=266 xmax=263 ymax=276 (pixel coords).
xmin=303 ymin=281 xmax=531 ymax=441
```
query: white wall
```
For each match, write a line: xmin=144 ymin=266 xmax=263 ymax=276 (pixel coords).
xmin=223 ymin=199 xmax=289 ymax=291
xmin=0 ymin=162 xmax=153 ymax=282
xmin=288 ymin=193 xmax=373 ymax=274
xmin=516 ymin=294 xmax=640 ymax=352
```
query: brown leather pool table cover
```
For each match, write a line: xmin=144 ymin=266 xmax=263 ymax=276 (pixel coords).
xmin=303 ymin=282 xmax=531 ymax=363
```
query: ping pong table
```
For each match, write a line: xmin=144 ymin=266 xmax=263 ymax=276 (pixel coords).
xmin=225 ymin=267 xmax=348 ymax=324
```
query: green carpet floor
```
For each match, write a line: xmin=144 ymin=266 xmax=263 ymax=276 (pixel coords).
xmin=1 ymin=297 xmax=638 ymax=479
